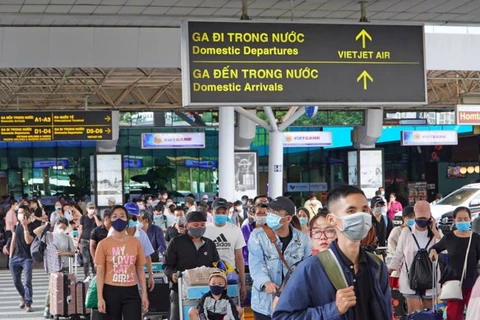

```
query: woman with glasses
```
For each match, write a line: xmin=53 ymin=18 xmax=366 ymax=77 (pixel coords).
xmin=272 ymin=209 xmax=337 ymax=310
xmin=95 ymin=205 xmax=149 ymax=320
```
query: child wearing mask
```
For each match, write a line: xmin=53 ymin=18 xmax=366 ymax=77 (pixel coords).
xmin=188 ymin=271 xmax=241 ymax=320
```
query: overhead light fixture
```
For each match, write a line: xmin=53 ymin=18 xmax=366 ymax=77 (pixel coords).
xmin=468 ymin=166 xmax=475 ymax=174
xmin=460 ymin=167 xmax=467 ymax=174
xmin=475 ymin=166 xmax=480 ymax=173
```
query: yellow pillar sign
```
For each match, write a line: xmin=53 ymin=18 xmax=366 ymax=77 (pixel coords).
xmin=357 ymin=70 xmax=373 ymax=90
xmin=355 ymin=29 xmax=372 ymax=49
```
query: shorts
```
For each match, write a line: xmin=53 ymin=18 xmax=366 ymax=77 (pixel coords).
xmin=403 ymin=289 xmax=432 ymax=299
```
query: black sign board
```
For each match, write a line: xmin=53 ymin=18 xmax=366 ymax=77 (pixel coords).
xmin=181 ymin=21 xmax=426 ymax=107
xmin=0 ymin=111 xmax=113 ymax=142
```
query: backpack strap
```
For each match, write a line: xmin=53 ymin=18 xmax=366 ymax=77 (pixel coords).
xmin=316 ymin=249 xmax=348 ymax=291
xmin=365 ymin=251 xmax=382 ymax=282
xmin=409 ymin=226 xmax=433 ymax=249
xmin=261 ymin=225 xmax=292 ymax=271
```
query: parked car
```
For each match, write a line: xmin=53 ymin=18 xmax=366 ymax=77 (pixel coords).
xmin=433 ymin=183 xmax=480 ymax=233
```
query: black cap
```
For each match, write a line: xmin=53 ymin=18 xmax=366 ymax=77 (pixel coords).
xmin=370 ymin=196 xmax=385 ymax=207
xmin=268 ymin=196 xmax=295 ymax=216
xmin=212 ymin=198 xmax=228 ymax=210
xmin=186 ymin=210 xmax=207 ymax=222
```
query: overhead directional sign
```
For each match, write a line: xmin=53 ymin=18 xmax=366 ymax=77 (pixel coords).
xmin=0 ymin=111 xmax=114 ymax=142
xmin=181 ymin=21 xmax=426 ymax=107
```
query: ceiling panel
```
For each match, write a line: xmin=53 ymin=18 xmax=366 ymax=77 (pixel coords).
xmin=76 ymin=0 xmax=103 ymax=5
xmin=0 ymin=4 xmax=21 ymax=12
xmin=392 ymin=12 xmax=420 ymax=20
xmin=429 ymin=0 xmax=471 ymax=13
xmin=304 ymin=10 xmax=330 ymax=18
xmin=118 ymin=6 xmax=146 ymax=14
xmin=451 ymin=1 xmax=480 ymax=14
xmin=45 ymin=5 xmax=73 ymax=13
xmin=100 ymin=0 xmax=128 ymax=4
xmin=367 ymin=0 xmax=401 ymax=11
xmin=188 ymin=7 xmax=217 ymax=15
xmin=213 ymin=7 xmax=240 ymax=16
xmin=142 ymin=6 xmax=169 ymax=14
xmin=369 ymin=11 xmax=398 ymax=20
xmin=24 ymin=0 xmax=49 ymax=4
xmin=258 ymin=9 xmax=287 ymax=17
xmin=408 ymin=0 xmax=449 ymax=13
xmin=223 ymin=0 xmax=242 ymax=8
xmin=126 ymin=0 xmax=152 ymax=5
xmin=430 ymin=13 xmax=462 ymax=21
xmin=93 ymin=5 xmax=122 ymax=14
xmin=410 ymin=13 xmax=440 ymax=21
xmin=385 ymin=0 xmax=423 ymax=12
xmin=249 ymin=0 xmax=278 ymax=9
xmin=176 ymin=0 xmax=203 ymax=6
xmin=166 ymin=6 xmax=195 ymax=15
xmin=69 ymin=5 xmax=98 ymax=14
xmin=319 ymin=0 xmax=355 ymax=11
xmin=20 ymin=5 xmax=47 ymax=13
xmin=201 ymin=0 xmax=229 ymax=8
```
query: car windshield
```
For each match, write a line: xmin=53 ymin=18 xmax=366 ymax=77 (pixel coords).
xmin=437 ymin=188 xmax=480 ymax=206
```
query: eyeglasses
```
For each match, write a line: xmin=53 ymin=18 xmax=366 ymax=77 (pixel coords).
xmin=311 ymin=229 xmax=336 ymax=239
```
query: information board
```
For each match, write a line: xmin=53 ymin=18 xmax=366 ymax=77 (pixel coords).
xmin=0 ymin=111 xmax=113 ymax=142
xmin=181 ymin=21 xmax=426 ymax=106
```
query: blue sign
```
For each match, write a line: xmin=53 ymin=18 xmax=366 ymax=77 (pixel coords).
xmin=124 ymin=158 xmax=143 ymax=168
xmin=33 ymin=160 xmax=69 ymax=168
xmin=185 ymin=160 xmax=218 ymax=169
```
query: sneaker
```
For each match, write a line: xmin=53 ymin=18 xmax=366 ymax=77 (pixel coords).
xmin=19 ymin=297 xmax=25 ymax=309
xmin=43 ymin=309 xmax=51 ymax=319
xmin=25 ymin=304 xmax=32 ymax=313
xmin=83 ymin=275 xmax=91 ymax=283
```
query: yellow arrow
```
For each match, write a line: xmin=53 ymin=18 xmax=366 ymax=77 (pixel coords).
xmin=355 ymin=29 xmax=372 ymax=49
xmin=104 ymin=115 xmax=111 ymax=122
xmin=105 ymin=128 xmax=111 ymax=134
xmin=356 ymin=70 xmax=373 ymax=90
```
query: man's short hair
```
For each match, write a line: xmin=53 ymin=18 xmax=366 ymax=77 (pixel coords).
xmin=326 ymin=185 xmax=366 ymax=210
xmin=185 ymin=196 xmax=195 ymax=205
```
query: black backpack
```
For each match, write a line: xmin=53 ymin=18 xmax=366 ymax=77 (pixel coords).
xmin=406 ymin=228 xmax=434 ymax=291
xmin=30 ymin=223 xmax=49 ymax=263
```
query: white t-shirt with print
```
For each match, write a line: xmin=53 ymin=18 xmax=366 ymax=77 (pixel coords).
xmin=204 ymin=222 xmax=246 ymax=267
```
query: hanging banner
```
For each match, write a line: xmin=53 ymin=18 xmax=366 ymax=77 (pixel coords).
xmin=234 ymin=151 xmax=258 ymax=200
xmin=141 ymin=132 xmax=206 ymax=149
xmin=283 ymin=131 xmax=332 ymax=147
xmin=401 ymin=130 xmax=458 ymax=146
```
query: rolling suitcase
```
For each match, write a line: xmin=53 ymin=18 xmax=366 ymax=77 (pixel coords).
xmin=406 ymin=259 xmax=443 ymax=320
xmin=76 ymin=280 xmax=91 ymax=318
xmin=50 ymin=272 xmax=77 ymax=318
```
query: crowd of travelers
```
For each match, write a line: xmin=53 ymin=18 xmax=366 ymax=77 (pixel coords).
xmin=1 ymin=186 xmax=480 ymax=320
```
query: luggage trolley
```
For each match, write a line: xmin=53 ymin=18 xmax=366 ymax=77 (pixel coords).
xmin=178 ymin=271 xmax=241 ymax=320
xmin=144 ymin=262 xmax=170 ymax=320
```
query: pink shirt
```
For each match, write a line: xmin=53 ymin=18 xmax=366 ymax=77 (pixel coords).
xmin=5 ymin=209 xmax=17 ymax=231
xmin=387 ymin=201 xmax=403 ymax=220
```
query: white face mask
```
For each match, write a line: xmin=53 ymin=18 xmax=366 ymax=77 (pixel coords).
xmin=332 ymin=212 xmax=372 ymax=242
xmin=162 ymin=194 xmax=168 ymax=200
xmin=235 ymin=206 xmax=242 ymax=211
xmin=14 ymin=205 xmax=19 ymax=211
xmin=87 ymin=209 xmax=95 ymax=215
xmin=17 ymin=213 xmax=24 ymax=221
xmin=55 ymin=227 xmax=67 ymax=234
xmin=374 ymin=207 xmax=387 ymax=216
xmin=166 ymin=202 xmax=173 ymax=206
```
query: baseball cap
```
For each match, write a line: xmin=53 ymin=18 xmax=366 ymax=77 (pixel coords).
xmin=268 ymin=196 xmax=295 ymax=216
xmin=186 ymin=210 xmax=207 ymax=222
xmin=124 ymin=202 xmax=140 ymax=216
xmin=202 ymin=194 xmax=209 ymax=200
xmin=86 ymin=202 xmax=95 ymax=208
xmin=209 ymin=271 xmax=227 ymax=286
xmin=212 ymin=198 xmax=228 ymax=210
xmin=370 ymin=196 xmax=385 ymax=207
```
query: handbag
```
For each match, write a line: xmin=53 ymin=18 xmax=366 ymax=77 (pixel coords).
xmin=439 ymin=232 xmax=473 ymax=301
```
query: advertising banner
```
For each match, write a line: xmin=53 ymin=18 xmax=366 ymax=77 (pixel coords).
xmin=401 ymin=130 xmax=458 ymax=146
xmin=234 ymin=152 xmax=257 ymax=200
xmin=456 ymin=105 xmax=480 ymax=125
xmin=141 ymin=132 xmax=206 ymax=149
xmin=95 ymin=154 xmax=124 ymax=207
xmin=283 ymin=131 xmax=332 ymax=147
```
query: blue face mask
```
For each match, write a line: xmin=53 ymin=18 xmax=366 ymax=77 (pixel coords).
xmin=266 ymin=213 xmax=283 ymax=230
xmin=406 ymin=219 xmax=415 ymax=227
xmin=415 ymin=219 xmax=430 ymax=228
xmin=128 ymin=220 xmax=136 ymax=228
xmin=456 ymin=221 xmax=471 ymax=232
xmin=299 ymin=217 xmax=308 ymax=226
xmin=241 ymin=200 xmax=246 ymax=206
xmin=112 ymin=219 xmax=128 ymax=232
xmin=213 ymin=215 xmax=228 ymax=225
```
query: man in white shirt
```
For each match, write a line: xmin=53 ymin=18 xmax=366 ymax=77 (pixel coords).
xmin=204 ymin=198 xmax=247 ymax=302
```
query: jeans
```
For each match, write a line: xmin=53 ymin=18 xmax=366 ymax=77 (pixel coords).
xmin=80 ymin=239 xmax=93 ymax=278
xmin=9 ymin=255 xmax=33 ymax=305
xmin=169 ymin=290 xmax=179 ymax=320
xmin=103 ymin=284 xmax=141 ymax=320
